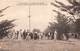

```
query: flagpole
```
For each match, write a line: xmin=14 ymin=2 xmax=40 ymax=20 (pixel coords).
xmin=17 ymin=2 xmax=47 ymax=32
xmin=28 ymin=6 xmax=31 ymax=32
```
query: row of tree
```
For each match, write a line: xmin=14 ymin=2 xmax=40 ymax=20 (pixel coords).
xmin=0 ymin=6 xmax=15 ymax=39
xmin=1 ymin=0 xmax=80 ymax=41
xmin=46 ymin=0 xmax=80 ymax=40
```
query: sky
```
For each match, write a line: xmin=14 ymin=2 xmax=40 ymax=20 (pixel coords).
xmin=0 ymin=0 xmax=68 ymax=32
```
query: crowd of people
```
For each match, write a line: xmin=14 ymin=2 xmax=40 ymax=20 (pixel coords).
xmin=6 ymin=28 xmax=71 ymax=41
xmin=7 ymin=29 xmax=55 ymax=40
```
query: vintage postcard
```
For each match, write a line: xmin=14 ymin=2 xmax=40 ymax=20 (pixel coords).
xmin=0 ymin=0 xmax=79 ymax=51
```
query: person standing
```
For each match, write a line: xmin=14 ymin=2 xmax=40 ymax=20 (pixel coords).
xmin=18 ymin=29 xmax=23 ymax=40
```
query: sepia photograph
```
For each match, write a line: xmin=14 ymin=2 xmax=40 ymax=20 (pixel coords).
xmin=0 ymin=0 xmax=80 ymax=51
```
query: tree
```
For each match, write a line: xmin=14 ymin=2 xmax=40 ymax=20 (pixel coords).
xmin=51 ymin=0 xmax=80 ymax=39
xmin=32 ymin=28 xmax=41 ymax=33
xmin=44 ymin=22 xmax=56 ymax=39
xmin=51 ymin=0 xmax=80 ymax=23
xmin=0 ymin=19 xmax=15 ymax=39
xmin=0 ymin=6 xmax=12 ymax=39
xmin=51 ymin=0 xmax=80 ymax=15
xmin=44 ymin=22 xmax=55 ymax=33
xmin=0 ymin=6 xmax=10 ymax=17
xmin=75 ymin=19 xmax=80 ymax=33
xmin=73 ymin=18 xmax=80 ymax=38
xmin=55 ymin=13 xmax=70 ymax=40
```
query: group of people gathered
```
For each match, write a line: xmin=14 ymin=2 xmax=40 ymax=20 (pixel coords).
xmin=8 ymin=29 xmax=55 ymax=40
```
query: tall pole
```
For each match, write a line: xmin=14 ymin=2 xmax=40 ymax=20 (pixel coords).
xmin=17 ymin=2 xmax=47 ymax=32
xmin=28 ymin=6 xmax=31 ymax=32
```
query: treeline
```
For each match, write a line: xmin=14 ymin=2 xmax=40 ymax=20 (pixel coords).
xmin=1 ymin=0 xmax=80 ymax=41
xmin=48 ymin=0 xmax=80 ymax=40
